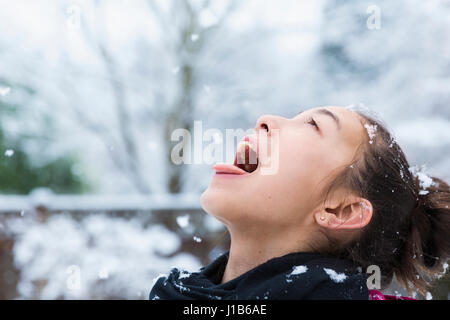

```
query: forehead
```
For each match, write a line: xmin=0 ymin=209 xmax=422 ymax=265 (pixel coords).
xmin=312 ymin=105 xmax=366 ymax=149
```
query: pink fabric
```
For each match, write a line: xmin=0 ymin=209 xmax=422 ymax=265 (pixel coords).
xmin=368 ymin=289 xmax=416 ymax=300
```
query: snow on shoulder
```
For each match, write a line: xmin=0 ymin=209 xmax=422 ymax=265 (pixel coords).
xmin=178 ymin=269 xmax=192 ymax=280
xmin=152 ymin=273 xmax=168 ymax=286
xmin=290 ymin=265 xmax=308 ymax=275
xmin=323 ymin=268 xmax=347 ymax=283
xmin=286 ymin=265 xmax=308 ymax=283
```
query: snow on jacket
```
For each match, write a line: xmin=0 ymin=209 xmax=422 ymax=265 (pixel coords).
xmin=149 ymin=250 xmax=369 ymax=300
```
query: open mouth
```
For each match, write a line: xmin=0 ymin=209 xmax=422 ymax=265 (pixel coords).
xmin=233 ymin=138 xmax=259 ymax=173
xmin=212 ymin=135 xmax=259 ymax=176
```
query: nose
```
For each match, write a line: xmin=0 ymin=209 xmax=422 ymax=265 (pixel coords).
xmin=254 ymin=114 xmax=282 ymax=135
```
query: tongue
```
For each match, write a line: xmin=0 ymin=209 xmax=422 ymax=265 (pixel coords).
xmin=234 ymin=143 xmax=258 ymax=173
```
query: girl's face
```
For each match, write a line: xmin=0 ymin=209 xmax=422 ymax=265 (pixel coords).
xmin=200 ymin=106 xmax=366 ymax=234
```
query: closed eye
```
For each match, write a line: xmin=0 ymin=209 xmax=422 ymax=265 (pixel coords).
xmin=306 ymin=116 xmax=319 ymax=131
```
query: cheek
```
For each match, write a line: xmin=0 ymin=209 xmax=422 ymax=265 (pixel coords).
xmin=259 ymin=140 xmax=328 ymax=209
xmin=282 ymin=139 xmax=324 ymax=181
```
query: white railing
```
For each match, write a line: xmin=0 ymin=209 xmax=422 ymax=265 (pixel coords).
xmin=0 ymin=188 xmax=203 ymax=213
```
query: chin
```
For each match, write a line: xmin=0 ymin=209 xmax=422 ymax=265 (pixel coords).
xmin=200 ymin=187 xmax=228 ymax=219
xmin=201 ymin=187 xmax=262 ymax=227
xmin=200 ymin=188 xmax=237 ymax=224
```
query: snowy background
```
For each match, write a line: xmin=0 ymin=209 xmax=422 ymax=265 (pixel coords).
xmin=0 ymin=0 xmax=449 ymax=299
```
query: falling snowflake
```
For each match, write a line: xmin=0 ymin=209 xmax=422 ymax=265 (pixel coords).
xmin=176 ymin=215 xmax=190 ymax=228
xmin=4 ymin=149 xmax=14 ymax=157
xmin=190 ymin=34 xmax=199 ymax=42
xmin=148 ymin=141 xmax=158 ymax=150
xmin=193 ymin=236 xmax=202 ymax=243
xmin=98 ymin=267 xmax=109 ymax=280
xmin=172 ymin=66 xmax=180 ymax=74
xmin=203 ymin=85 xmax=211 ymax=94
xmin=199 ymin=9 xmax=218 ymax=28
xmin=0 ymin=86 xmax=11 ymax=96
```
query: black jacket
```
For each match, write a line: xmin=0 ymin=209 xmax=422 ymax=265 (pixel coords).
xmin=149 ymin=251 xmax=369 ymax=300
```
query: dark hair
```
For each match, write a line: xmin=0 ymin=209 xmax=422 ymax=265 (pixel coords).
xmin=322 ymin=108 xmax=450 ymax=296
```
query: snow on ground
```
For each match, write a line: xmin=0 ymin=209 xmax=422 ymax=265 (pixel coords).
xmin=6 ymin=214 xmax=201 ymax=299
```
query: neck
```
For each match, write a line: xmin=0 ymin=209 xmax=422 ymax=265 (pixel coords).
xmin=220 ymin=226 xmax=313 ymax=284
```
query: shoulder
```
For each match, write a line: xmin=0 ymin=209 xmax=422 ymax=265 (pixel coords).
xmin=283 ymin=258 xmax=368 ymax=300
xmin=242 ymin=256 xmax=368 ymax=300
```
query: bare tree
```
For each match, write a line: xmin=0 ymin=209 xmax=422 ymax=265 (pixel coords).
xmin=147 ymin=0 xmax=238 ymax=193
xmin=76 ymin=0 xmax=237 ymax=194
xmin=1 ymin=0 xmax=238 ymax=194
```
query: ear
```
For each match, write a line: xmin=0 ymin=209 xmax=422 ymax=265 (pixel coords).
xmin=314 ymin=198 xmax=373 ymax=230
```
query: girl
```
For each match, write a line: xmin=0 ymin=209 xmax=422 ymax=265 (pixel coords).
xmin=150 ymin=105 xmax=449 ymax=300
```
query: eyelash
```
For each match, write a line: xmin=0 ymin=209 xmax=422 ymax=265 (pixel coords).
xmin=306 ymin=116 xmax=319 ymax=130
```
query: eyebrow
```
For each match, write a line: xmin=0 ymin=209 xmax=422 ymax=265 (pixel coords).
xmin=315 ymin=108 xmax=341 ymax=130
xmin=298 ymin=108 xmax=341 ymax=130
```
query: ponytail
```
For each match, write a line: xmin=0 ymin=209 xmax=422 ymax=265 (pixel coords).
xmin=399 ymin=176 xmax=450 ymax=295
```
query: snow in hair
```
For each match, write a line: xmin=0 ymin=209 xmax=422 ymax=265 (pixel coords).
xmin=408 ymin=164 xmax=437 ymax=195
xmin=364 ymin=123 xmax=378 ymax=144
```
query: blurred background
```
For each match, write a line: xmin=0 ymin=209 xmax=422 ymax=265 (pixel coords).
xmin=0 ymin=0 xmax=449 ymax=299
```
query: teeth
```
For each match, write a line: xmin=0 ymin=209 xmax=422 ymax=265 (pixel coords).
xmin=236 ymin=140 xmax=258 ymax=165
xmin=236 ymin=141 xmax=247 ymax=164
xmin=237 ymin=141 xmax=256 ymax=153
xmin=237 ymin=149 xmax=246 ymax=165
xmin=237 ymin=141 xmax=248 ymax=152
xmin=234 ymin=139 xmax=259 ymax=173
